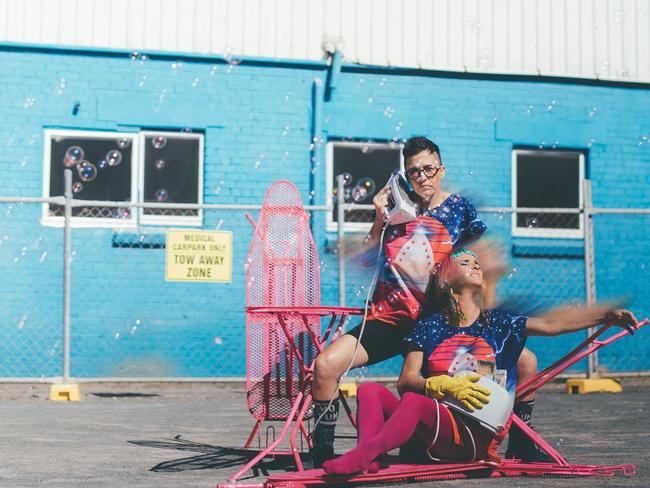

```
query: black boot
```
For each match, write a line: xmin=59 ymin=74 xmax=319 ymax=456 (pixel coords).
xmin=505 ymin=423 xmax=555 ymax=463
xmin=309 ymin=399 xmax=339 ymax=468
xmin=506 ymin=400 xmax=554 ymax=463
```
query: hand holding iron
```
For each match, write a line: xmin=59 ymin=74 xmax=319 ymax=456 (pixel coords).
xmin=373 ymin=186 xmax=391 ymax=224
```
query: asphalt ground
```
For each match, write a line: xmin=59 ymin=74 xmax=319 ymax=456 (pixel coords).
xmin=1 ymin=379 xmax=649 ymax=488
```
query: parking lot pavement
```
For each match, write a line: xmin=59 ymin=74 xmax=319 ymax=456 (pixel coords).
xmin=1 ymin=380 xmax=649 ymax=487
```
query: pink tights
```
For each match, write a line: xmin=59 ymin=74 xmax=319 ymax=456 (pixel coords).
xmin=323 ymin=383 xmax=475 ymax=475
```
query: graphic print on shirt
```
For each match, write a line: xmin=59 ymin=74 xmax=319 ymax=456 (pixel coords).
xmin=368 ymin=194 xmax=486 ymax=324
xmin=426 ymin=335 xmax=496 ymax=379
xmin=404 ymin=310 xmax=528 ymax=394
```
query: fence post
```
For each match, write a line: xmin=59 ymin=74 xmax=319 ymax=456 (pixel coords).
xmin=49 ymin=169 xmax=79 ymax=400
xmin=583 ymin=179 xmax=598 ymax=378
xmin=63 ymin=169 xmax=73 ymax=383
xmin=336 ymin=174 xmax=346 ymax=307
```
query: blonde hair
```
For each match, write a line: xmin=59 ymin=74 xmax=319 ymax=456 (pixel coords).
xmin=432 ymin=250 xmax=488 ymax=327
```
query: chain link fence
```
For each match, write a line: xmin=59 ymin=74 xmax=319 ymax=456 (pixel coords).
xmin=590 ymin=209 xmax=650 ymax=375
xmin=0 ymin=186 xmax=648 ymax=381
xmin=0 ymin=198 xmax=64 ymax=379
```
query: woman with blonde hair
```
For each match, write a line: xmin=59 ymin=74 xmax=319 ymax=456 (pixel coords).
xmin=323 ymin=248 xmax=638 ymax=474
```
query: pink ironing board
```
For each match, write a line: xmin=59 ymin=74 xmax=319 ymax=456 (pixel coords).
xmin=231 ymin=180 xmax=362 ymax=483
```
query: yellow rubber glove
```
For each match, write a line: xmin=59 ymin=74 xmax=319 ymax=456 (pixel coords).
xmin=424 ymin=374 xmax=492 ymax=412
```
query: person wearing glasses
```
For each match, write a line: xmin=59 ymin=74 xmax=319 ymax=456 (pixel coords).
xmin=312 ymin=137 xmax=497 ymax=464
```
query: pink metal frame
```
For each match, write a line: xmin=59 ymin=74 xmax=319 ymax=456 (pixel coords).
xmin=254 ymin=319 xmax=648 ymax=487
xmin=231 ymin=306 xmax=363 ymax=482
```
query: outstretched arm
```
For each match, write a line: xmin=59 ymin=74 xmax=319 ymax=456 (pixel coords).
xmin=526 ymin=305 xmax=638 ymax=337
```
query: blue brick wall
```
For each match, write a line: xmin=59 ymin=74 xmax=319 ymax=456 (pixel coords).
xmin=0 ymin=45 xmax=648 ymax=378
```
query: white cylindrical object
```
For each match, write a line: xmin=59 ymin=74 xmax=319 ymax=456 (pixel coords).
xmin=443 ymin=375 xmax=514 ymax=434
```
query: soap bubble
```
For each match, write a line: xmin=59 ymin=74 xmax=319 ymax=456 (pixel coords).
xmin=117 ymin=137 xmax=131 ymax=148
xmin=77 ymin=161 xmax=97 ymax=182
xmin=56 ymin=78 xmax=66 ymax=95
xmin=526 ymin=217 xmax=539 ymax=228
xmin=155 ymin=188 xmax=169 ymax=202
xmin=97 ymin=159 xmax=108 ymax=170
xmin=599 ymin=60 xmax=610 ymax=74
xmin=72 ymin=182 xmax=83 ymax=193
xmin=341 ymin=172 xmax=353 ymax=186
xmin=358 ymin=177 xmax=376 ymax=194
xmin=152 ymin=136 xmax=167 ymax=149
xmin=478 ymin=51 xmax=491 ymax=69
xmin=351 ymin=185 xmax=368 ymax=202
xmin=64 ymin=146 xmax=84 ymax=167
xmin=106 ymin=150 xmax=123 ymax=166
xmin=154 ymin=159 xmax=166 ymax=170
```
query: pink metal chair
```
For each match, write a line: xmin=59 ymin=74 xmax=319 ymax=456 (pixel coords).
xmin=262 ymin=318 xmax=648 ymax=487
xmin=229 ymin=181 xmax=362 ymax=483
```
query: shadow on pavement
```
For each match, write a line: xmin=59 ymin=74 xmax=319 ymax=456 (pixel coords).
xmin=129 ymin=436 xmax=302 ymax=477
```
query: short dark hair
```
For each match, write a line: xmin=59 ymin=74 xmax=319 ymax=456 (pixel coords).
xmin=402 ymin=136 xmax=441 ymax=163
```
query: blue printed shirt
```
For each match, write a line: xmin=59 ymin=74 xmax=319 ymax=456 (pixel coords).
xmin=404 ymin=309 xmax=528 ymax=393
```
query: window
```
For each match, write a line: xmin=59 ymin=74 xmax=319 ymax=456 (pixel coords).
xmin=42 ymin=129 xmax=203 ymax=227
xmin=511 ymin=149 xmax=585 ymax=238
xmin=139 ymin=131 xmax=203 ymax=225
xmin=326 ymin=141 xmax=402 ymax=232
xmin=43 ymin=130 xmax=137 ymax=225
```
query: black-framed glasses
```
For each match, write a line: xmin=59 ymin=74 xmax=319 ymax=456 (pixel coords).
xmin=405 ymin=165 xmax=442 ymax=181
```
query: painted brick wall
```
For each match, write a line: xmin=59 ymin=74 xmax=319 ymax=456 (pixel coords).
xmin=0 ymin=45 xmax=648 ymax=378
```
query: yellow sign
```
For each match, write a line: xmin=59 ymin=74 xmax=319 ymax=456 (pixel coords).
xmin=165 ymin=229 xmax=232 ymax=283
